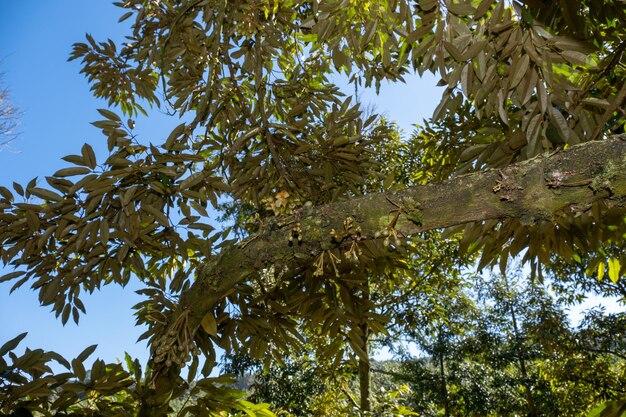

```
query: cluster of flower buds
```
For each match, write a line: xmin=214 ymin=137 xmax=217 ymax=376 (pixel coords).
xmin=374 ymin=226 xmax=401 ymax=248
xmin=153 ymin=310 xmax=199 ymax=367
xmin=288 ymin=223 xmax=302 ymax=245
xmin=313 ymin=250 xmax=342 ymax=277
xmin=344 ymin=239 xmax=363 ymax=262
xmin=330 ymin=217 xmax=362 ymax=242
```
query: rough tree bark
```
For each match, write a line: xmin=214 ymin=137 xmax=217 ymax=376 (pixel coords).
xmin=140 ymin=136 xmax=626 ymax=414
xmin=438 ymin=349 xmax=450 ymax=417
xmin=358 ymin=280 xmax=372 ymax=415
xmin=504 ymin=275 xmax=537 ymax=417
xmin=358 ymin=322 xmax=371 ymax=416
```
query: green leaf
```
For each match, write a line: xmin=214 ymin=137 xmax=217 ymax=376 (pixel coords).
xmin=548 ymin=106 xmax=570 ymax=142
xmin=97 ymin=108 xmax=121 ymax=122
xmin=446 ymin=0 xmax=475 ymax=16
xmin=179 ymin=172 xmax=205 ymax=190
xmin=81 ymin=143 xmax=97 ymax=169
xmin=362 ymin=19 xmax=378 ymax=47
xmin=474 ymin=0 xmax=494 ymax=18
xmin=0 ymin=270 xmax=26 ymax=283
xmin=118 ymin=11 xmax=133 ymax=22
xmin=76 ymin=344 xmax=98 ymax=362
xmin=62 ymin=154 xmax=88 ymax=166
xmin=0 ymin=186 xmax=13 ymax=201
xmin=13 ymin=376 xmax=55 ymax=397
xmin=29 ymin=187 xmax=63 ymax=202
xmin=187 ymin=354 xmax=199 ymax=383
xmin=13 ymin=181 xmax=24 ymax=196
xmin=597 ymin=262 xmax=605 ymax=281
xmin=443 ymin=41 xmax=464 ymax=61
xmin=142 ymin=204 xmax=170 ymax=227
xmin=200 ymin=313 xmax=218 ymax=336
xmin=560 ymin=50 xmax=590 ymax=66
xmin=54 ymin=167 xmax=92 ymax=177
xmin=46 ymin=351 xmax=71 ymax=370
xmin=72 ymin=358 xmax=87 ymax=380
xmin=0 ymin=332 xmax=28 ymax=357
xmin=164 ymin=123 xmax=186 ymax=150
xmin=509 ymin=54 xmax=529 ymax=88
xmin=608 ymin=257 xmax=620 ymax=283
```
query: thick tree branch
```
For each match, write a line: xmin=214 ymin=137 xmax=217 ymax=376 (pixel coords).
xmin=183 ymin=136 xmax=626 ymax=329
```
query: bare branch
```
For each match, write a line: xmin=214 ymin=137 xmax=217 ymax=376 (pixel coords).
xmin=0 ymin=75 xmax=20 ymax=149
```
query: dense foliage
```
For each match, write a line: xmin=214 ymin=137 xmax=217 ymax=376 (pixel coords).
xmin=1 ymin=0 xmax=626 ymax=415
xmin=218 ymin=266 xmax=626 ymax=416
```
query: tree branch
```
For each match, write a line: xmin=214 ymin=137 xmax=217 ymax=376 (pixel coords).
xmin=184 ymin=136 xmax=626 ymax=331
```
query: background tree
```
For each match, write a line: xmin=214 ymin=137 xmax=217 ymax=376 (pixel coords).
xmin=383 ymin=266 xmax=626 ymax=417
xmin=222 ymin=349 xmax=417 ymax=417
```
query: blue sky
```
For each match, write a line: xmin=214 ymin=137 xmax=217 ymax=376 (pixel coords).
xmin=0 ymin=2 xmax=444 ymax=367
